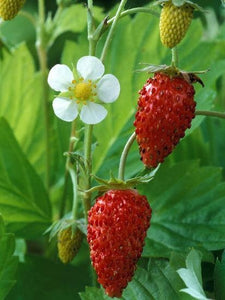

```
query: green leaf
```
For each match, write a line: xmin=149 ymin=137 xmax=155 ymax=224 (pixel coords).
xmin=201 ymin=117 xmax=225 ymax=174
xmin=49 ymin=5 xmax=87 ymax=47
xmin=49 ymin=5 xmax=104 ymax=48
xmin=214 ymin=251 xmax=225 ymax=300
xmin=6 ymin=254 xmax=91 ymax=300
xmin=141 ymin=161 xmax=225 ymax=259
xmin=0 ymin=118 xmax=51 ymax=238
xmin=0 ymin=44 xmax=46 ymax=181
xmin=0 ymin=215 xmax=18 ymax=300
xmin=166 ymin=127 xmax=210 ymax=167
xmin=177 ymin=249 xmax=209 ymax=300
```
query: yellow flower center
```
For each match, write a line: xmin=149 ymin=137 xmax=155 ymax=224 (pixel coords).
xmin=74 ymin=82 xmax=92 ymax=100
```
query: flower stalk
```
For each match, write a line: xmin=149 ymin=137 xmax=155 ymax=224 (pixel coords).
xmin=100 ymin=0 xmax=128 ymax=62
xmin=69 ymin=167 xmax=78 ymax=220
xmin=118 ymin=132 xmax=136 ymax=181
xmin=59 ymin=121 xmax=77 ymax=218
xmin=195 ymin=110 xmax=225 ymax=119
xmin=107 ymin=7 xmax=160 ymax=25
xmin=171 ymin=47 xmax=178 ymax=67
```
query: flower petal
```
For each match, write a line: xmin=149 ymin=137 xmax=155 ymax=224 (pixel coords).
xmin=77 ymin=56 xmax=105 ymax=81
xmin=97 ymin=74 xmax=120 ymax=103
xmin=48 ymin=64 xmax=73 ymax=92
xmin=52 ymin=97 xmax=78 ymax=122
xmin=80 ymin=102 xmax=107 ymax=124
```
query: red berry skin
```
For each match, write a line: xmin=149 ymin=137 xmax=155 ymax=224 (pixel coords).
xmin=134 ymin=73 xmax=196 ymax=168
xmin=87 ymin=189 xmax=151 ymax=298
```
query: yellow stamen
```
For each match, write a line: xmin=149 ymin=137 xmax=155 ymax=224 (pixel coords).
xmin=74 ymin=82 xmax=92 ymax=100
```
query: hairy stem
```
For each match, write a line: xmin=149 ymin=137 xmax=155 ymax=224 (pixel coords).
xmin=38 ymin=0 xmax=45 ymax=23
xmin=195 ymin=110 xmax=225 ymax=119
xmin=69 ymin=168 xmax=78 ymax=220
xmin=83 ymin=124 xmax=93 ymax=221
xmin=107 ymin=7 xmax=159 ymax=25
xmin=118 ymin=132 xmax=136 ymax=181
xmin=59 ymin=121 xmax=76 ymax=218
xmin=171 ymin=47 xmax=178 ymax=67
xmin=100 ymin=0 xmax=128 ymax=62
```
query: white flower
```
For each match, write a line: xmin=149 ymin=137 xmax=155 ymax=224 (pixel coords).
xmin=47 ymin=56 xmax=120 ymax=124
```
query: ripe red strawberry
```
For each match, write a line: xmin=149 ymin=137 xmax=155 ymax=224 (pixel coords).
xmin=134 ymin=72 xmax=196 ymax=168
xmin=87 ymin=189 xmax=151 ymax=298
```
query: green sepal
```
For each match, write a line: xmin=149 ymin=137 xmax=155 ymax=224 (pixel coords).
xmin=136 ymin=63 xmax=207 ymax=86
xmin=59 ymin=91 xmax=71 ymax=98
xmin=136 ymin=63 xmax=170 ymax=73
xmin=84 ymin=165 xmax=160 ymax=194
xmin=172 ymin=0 xmax=186 ymax=6
xmin=92 ymin=17 xmax=108 ymax=41
xmin=154 ymin=0 xmax=205 ymax=12
xmin=64 ymin=151 xmax=86 ymax=174
xmin=44 ymin=213 xmax=87 ymax=240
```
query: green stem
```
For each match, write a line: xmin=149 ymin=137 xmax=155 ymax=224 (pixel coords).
xmin=87 ymin=0 xmax=96 ymax=55
xmin=36 ymin=0 xmax=51 ymax=190
xmin=38 ymin=0 xmax=45 ymax=24
xmin=118 ymin=132 xmax=136 ymax=181
xmin=195 ymin=110 xmax=225 ymax=119
xmin=100 ymin=0 xmax=128 ymax=62
xmin=107 ymin=7 xmax=159 ymax=25
xmin=69 ymin=168 xmax=78 ymax=220
xmin=171 ymin=47 xmax=178 ymax=67
xmin=83 ymin=124 xmax=93 ymax=221
xmin=59 ymin=121 xmax=76 ymax=218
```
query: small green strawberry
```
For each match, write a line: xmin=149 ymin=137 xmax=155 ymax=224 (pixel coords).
xmin=159 ymin=0 xmax=194 ymax=48
xmin=0 ymin=0 xmax=25 ymax=20
xmin=57 ymin=227 xmax=83 ymax=264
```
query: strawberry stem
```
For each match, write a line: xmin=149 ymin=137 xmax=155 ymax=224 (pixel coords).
xmin=83 ymin=124 xmax=93 ymax=221
xmin=107 ymin=7 xmax=160 ymax=25
xmin=196 ymin=110 xmax=225 ymax=119
xmin=171 ymin=47 xmax=178 ymax=67
xmin=59 ymin=120 xmax=77 ymax=218
xmin=118 ymin=132 xmax=136 ymax=181
xmin=69 ymin=168 xmax=78 ymax=220
xmin=100 ymin=0 xmax=128 ymax=62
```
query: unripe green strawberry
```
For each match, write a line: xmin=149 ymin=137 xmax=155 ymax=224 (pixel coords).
xmin=0 ymin=0 xmax=25 ymax=20
xmin=159 ymin=1 xmax=194 ymax=48
xmin=57 ymin=227 xmax=83 ymax=264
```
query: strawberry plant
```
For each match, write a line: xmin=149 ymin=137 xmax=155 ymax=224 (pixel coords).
xmin=0 ymin=0 xmax=225 ymax=299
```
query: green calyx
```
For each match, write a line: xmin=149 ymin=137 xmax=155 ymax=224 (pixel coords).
xmin=136 ymin=63 xmax=207 ymax=86
xmin=44 ymin=213 xmax=87 ymax=240
xmin=83 ymin=166 xmax=160 ymax=194
xmin=155 ymin=0 xmax=205 ymax=12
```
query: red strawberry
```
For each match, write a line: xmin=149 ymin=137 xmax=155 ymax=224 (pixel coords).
xmin=134 ymin=72 xmax=196 ymax=168
xmin=87 ymin=189 xmax=151 ymax=298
